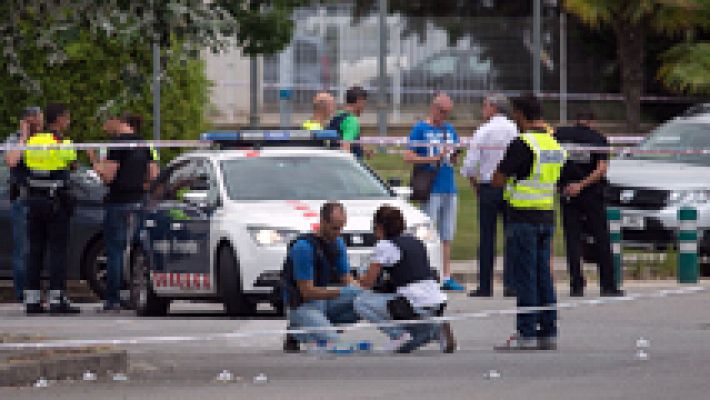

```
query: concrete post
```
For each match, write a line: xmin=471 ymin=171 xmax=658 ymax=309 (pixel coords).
xmin=607 ymin=207 xmax=623 ymax=287
xmin=677 ymin=207 xmax=699 ymax=283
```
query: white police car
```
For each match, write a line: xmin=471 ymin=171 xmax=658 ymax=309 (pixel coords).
xmin=129 ymin=130 xmax=442 ymax=316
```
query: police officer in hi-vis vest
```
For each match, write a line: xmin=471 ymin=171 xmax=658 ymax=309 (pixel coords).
xmin=491 ymin=94 xmax=566 ymax=351
xmin=22 ymin=103 xmax=81 ymax=314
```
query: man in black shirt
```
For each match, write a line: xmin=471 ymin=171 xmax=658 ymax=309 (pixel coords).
xmin=555 ymin=113 xmax=624 ymax=297
xmin=491 ymin=94 xmax=564 ymax=351
xmin=4 ymin=107 xmax=43 ymax=302
xmin=90 ymin=113 xmax=159 ymax=311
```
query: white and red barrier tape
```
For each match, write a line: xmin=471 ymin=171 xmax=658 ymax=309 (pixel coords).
xmin=0 ymin=286 xmax=704 ymax=350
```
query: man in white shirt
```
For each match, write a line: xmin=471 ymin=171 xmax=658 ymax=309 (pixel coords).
xmin=461 ymin=94 xmax=519 ymax=297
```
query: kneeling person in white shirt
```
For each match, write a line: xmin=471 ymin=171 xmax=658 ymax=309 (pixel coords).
xmin=354 ymin=205 xmax=456 ymax=353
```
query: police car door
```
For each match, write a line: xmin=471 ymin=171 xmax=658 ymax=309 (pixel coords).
xmin=144 ymin=158 xmax=217 ymax=293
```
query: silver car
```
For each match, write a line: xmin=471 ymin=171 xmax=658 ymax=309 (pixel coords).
xmin=605 ymin=112 xmax=710 ymax=276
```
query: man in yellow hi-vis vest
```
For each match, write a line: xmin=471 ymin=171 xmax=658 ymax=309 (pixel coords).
xmin=302 ymin=91 xmax=335 ymax=131
xmin=491 ymin=94 xmax=565 ymax=351
xmin=22 ymin=103 xmax=81 ymax=314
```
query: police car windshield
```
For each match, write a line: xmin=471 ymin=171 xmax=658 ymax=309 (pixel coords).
xmin=633 ymin=121 xmax=710 ymax=166
xmin=220 ymin=156 xmax=392 ymax=200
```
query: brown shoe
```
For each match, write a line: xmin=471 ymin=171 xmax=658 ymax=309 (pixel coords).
xmin=439 ymin=322 xmax=456 ymax=353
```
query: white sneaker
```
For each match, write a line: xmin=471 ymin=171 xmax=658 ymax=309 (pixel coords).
xmin=382 ymin=332 xmax=413 ymax=353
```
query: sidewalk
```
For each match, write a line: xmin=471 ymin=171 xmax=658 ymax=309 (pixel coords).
xmin=452 ymin=257 xmax=572 ymax=284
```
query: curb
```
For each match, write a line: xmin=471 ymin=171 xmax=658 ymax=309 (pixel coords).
xmin=0 ymin=348 xmax=127 ymax=387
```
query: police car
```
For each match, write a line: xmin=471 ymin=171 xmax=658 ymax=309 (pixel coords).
xmin=129 ymin=130 xmax=442 ymax=316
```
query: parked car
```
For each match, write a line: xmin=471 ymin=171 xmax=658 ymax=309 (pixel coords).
xmin=602 ymin=111 xmax=710 ymax=276
xmin=365 ymin=48 xmax=497 ymax=100
xmin=0 ymin=164 xmax=109 ymax=297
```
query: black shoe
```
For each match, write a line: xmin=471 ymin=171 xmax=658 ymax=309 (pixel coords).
xmin=503 ymin=287 xmax=517 ymax=297
xmin=25 ymin=303 xmax=46 ymax=315
xmin=570 ymin=286 xmax=584 ymax=297
xmin=49 ymin=298 xmax=81 ymax=315
xmin=468 ymin=288 xmax=492 ymax=298
xmin=99 ymin=302 xmax=124 ymax=313
xmin=600 ymin=288 xmax=625 ymax=297
xmin=283 ymin=334 xmax=300 ymax=353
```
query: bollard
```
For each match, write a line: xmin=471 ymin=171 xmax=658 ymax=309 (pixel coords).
xmin=607 ymin=207 xmax=623 ymax=287
xmin=677 ymin=207 xmax=699 ymax=283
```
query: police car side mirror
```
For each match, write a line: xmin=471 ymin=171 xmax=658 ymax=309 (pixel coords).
xmin=392 ymin=186 xmax=413 ymax=199
xmin=182 ymin=190 xmax=209 ymax=207
xmin=387 ymin=178 xmax=402 ymax=187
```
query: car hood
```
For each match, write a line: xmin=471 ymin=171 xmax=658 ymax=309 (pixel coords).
xmin=223 ymin=198 xmax=430 ymax=232
xmin=608 ymin=158 xmax=710 ymax=190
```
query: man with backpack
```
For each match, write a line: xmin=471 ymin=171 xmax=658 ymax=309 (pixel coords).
xmin=282 ymin=202 xmax=362 ymax=352
xmin=328 ymin=86 xmax=367 ymax=159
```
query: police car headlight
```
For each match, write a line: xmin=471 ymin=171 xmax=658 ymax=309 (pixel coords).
xmin=248 ymin=227 xmax=299 ymax=246
xmin=408 ymin=223 xmax=437 ymax=243
xmin=668 ymin=190 xmax=710 ymax=206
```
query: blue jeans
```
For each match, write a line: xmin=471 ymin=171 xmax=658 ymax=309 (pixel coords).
xmin=354 ymin=292 xmax=440 ymax=350
xmin=424 ymin=193 xmax=457 ymax=242
xmin=104 ymin=203 xmax=141 ymax=305
xmin=477 ymin=184 xmax=514 ymax=293
xmin=288 ymin=286 xmax=362 ymax=343
xmin=11 ymin=200 xmax=27 ymax=301
xmin=507 ymin=222 xmax=557 ymax=339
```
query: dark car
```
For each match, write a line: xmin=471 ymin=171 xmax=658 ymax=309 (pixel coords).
xmin=0 ymin=163 xmax=109 ymax=298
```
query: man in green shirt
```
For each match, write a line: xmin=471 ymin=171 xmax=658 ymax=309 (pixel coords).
xmin=328 ymin=86 xmax=367 ymax=159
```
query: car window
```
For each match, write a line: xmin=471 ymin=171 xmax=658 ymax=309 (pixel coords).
xmin=151 ymin=159 xmax=219 ymax=204
xmin=220 ymin=156 xmax=392 ymax=201
xmin=425 ymin=56 xmax=457 ymax=75
xmin=634 ymin=121 xmax=710 ymax=165
xmin=467 ymin=55 xmax=491 ymax=74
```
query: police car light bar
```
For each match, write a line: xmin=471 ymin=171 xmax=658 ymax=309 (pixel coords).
xmin=201 ymin=130 xmax=340 ymax=142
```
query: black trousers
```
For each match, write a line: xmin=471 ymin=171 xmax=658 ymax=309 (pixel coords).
xmin=561 ymin=193 xmax=617 ymax=291
xmin=26 ymin=196 xmax=70 ymax=291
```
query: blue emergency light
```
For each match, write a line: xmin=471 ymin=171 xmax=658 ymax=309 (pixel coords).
xmin=201 ymin=130 xmax=339 ymax=142
xmin=200 ymin=129 xmax=340 ymax=150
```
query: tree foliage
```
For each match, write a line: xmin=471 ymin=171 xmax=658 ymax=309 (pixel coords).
xmin=563 ymin=0 xmax=710 ymax=130
xmin=658 ymin=42 xmax=710 ymax=94
xmin=1 ymin=0 xmax=307 ymax=155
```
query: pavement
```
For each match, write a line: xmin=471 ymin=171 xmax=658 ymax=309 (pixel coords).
xmin=1 ymin=280 xmax=709 ymax=399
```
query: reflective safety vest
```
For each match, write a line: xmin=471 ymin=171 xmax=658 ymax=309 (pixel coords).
xmin=505 ymin=132 xmax=565 ymax=211
xmin=302 ymin=119 xmax=323 ymax=131
xmin=23 ymin=133 xmax=77 ymax=172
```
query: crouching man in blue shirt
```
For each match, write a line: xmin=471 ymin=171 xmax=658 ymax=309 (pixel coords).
xmin=282 ymin=201 xmax=362 ymax=352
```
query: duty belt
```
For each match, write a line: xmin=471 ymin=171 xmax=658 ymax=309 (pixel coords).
xmin=27 ymin=179 xmax=65 ymax=197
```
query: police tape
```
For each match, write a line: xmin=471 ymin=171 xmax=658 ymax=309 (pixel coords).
xmin=0 ymin=286 xmax=704 ymax=350
xmin=6 ymin=137 xmax=710 ymax=156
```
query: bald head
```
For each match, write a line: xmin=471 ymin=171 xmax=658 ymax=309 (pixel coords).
xmin=430 ymin=92 xmax=453 ymax=126
xmin=313 ymin=91 xmax=335 ymax=122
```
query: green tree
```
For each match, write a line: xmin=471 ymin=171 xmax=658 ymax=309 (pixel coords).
xmin=658 ymin=42 xmax=710 ymax=94
xmin=0 ymin=26 xmax=210 ymax=159
xmin=563 ymin=0 xmax=710 ymax=131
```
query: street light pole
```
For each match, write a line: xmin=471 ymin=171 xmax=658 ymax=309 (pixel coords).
xmin=533 ymin=0 xmax=542 ymax=96
xmin=560 ymin=10 xmax=568 ymax=124
xmin=377 ymin=0 xmax=388 ymax=137
xmin=152 ymin=40 xmax=161 ymax=142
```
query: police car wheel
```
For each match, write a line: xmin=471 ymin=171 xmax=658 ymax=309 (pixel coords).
xmin=131 ymin=248 xmax=169 ymax=316
xmin=217 ymin=245 xmax=254 ymax=317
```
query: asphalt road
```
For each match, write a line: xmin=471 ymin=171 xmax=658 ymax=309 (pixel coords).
xmin=1 ymin=281 xmax=709 ymax=400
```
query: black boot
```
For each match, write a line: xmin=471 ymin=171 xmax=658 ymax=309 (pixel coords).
xmin=49 ymin=291 xmax=80 ymax=315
